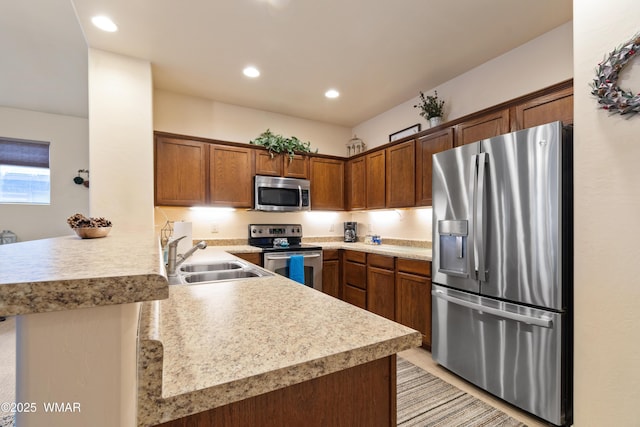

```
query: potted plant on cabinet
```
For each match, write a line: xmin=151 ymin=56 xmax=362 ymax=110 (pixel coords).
xmin=414 ymin=90 xmax=445 ymax=128
xmin=250 ymin=129 xmax=317 ymax=160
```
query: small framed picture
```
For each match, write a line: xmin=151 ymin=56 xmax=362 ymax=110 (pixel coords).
xmin=389 ymin=123 xmax=421 ymax=142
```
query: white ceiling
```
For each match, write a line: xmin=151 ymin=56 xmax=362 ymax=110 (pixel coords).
xmin=1 ymin=0 xmax=572 ymax=127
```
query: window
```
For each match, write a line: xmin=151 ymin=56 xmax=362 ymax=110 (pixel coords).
xmin=0 ymin=137 xmax=50 ymax=204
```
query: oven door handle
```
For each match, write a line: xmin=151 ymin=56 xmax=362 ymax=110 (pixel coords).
xmin=264 ymin=253 xmax=321 ymax=260
xmin=298 ymin=185 xmax=303 ymax=209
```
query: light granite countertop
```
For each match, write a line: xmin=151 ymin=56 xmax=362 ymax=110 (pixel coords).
xmin=201 ymin=240 xmax=432 ymax=260
xmin=0 ymin=234 xmax=169 ymax=316
xmin=314 ymin=241 xmax=432 ymax=261
xmin=137 ymin=247 xmax=422 ymax=426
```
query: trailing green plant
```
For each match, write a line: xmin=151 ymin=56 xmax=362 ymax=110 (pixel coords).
xmin=250 ymin=129 xmax=317 ymax=159
xmin=414 ymin=90 xmax=445 ymax=120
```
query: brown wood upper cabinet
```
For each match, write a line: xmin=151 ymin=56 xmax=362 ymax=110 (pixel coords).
xmin=346 ymin=156 xmax=366 ymax=210
xmin=254 ymin=150 xmax=309 ymax=179
xmin=366 ymin=150 xmax=386 ymax=209
xmin=309 ymin=157 xmax=345 ymax=210
xmin=155 ymin=135 xmax=254 ymax=208
xmin=511 ymin=86 xmax=573 ymax=130
xmin=386 ymin=140 xmax=415 ymax=208
xmin=209 ymin=144 xmax=254 ymax=207
xmin=455 ymin=108 xmax=510 ymax=146
xmin=415 ymin=128 xmax=454 ymax=206
xmin=155 ymin=136 xmax=207 ymax=206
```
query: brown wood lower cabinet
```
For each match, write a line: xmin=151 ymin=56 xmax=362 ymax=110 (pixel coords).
xmin=230 ymin=252 xmax=262 ymax=266
xmin=396 ymin=259 xmax=431 ymax=349
xmin=156 ymin=356 xmax=397 ymax=427
xmin=337 ymin=252 xmax=431 ymax=349
xmin=343 ymin=285 xmax=366 ymax=309
xmin=322 ymin=249 xmax=340 ymax=298
xmin=343 ymin=250 xmax=367 ymax=309
xmin=367 ymin=254 xmax=396 ymax=320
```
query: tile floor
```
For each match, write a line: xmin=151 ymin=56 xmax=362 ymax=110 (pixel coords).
xmin=399 ymin=347 xmax=548 ymax=427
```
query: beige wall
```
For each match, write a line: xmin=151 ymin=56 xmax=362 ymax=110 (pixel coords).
xmin=155 ymin=206 xmax=350 ymax=240
xmin=153 ymin=90 xmax=352 ymax=157
xmin=0 ymin=106 xmax=89 ymax=241
xmin=573 ymin=2 xmax=640 ymax=425
xmin=89 ymin=49 xmax=155 ymax=234
xmin=353 ymin=21 xmax=574 ymax=150
xmin=155 ymin=206 xmax=432 ymax=242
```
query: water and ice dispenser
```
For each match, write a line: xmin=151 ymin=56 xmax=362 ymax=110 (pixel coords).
xmin=438 ymin=220 xmax=468 ymax=277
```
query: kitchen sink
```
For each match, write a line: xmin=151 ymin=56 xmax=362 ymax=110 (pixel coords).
xmin=170 ymin=259 xmax=273 ymax=285
xmin=179 ymin=261 xmax=244 ymax=273
xmin=184 ymin=269 xmax=262 ymax=283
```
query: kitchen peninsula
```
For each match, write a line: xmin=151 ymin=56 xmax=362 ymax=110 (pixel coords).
xmin=0 ymin=234 xmax=168 ymax=427
xmin=0 ymin=235 xmax=421 ymax=427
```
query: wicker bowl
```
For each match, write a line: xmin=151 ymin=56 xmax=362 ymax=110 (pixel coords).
xmin=73 ymin=227 xmax=111 ymax=239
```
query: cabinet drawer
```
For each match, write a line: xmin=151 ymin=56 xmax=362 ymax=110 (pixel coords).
xmin=367 ymin=253 xmax=395 ymax=270
xmin=343 ymin=285 xmax=366 ymax=309
xmin=345 ymin=261 xmax=366 ymax=290
xmin=397 ymin=258 xmax=431 ymax=277
xmin=345 ymin=250 xmax=366 ymax=264
xmin=323 ymin=249 xmax=339 ymax=261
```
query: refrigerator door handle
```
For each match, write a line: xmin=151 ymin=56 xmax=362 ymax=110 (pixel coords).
xmin=476 ymin=152 xmax=488 ymax=282
xmin=468 ymin=154 xmax=478 ymax=280
xmin=432 ymin=289 xmax=553 ymax=328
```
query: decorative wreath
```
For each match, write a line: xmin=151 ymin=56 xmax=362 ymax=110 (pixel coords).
xmin=592 ymin=32 xmax=640 ymax=115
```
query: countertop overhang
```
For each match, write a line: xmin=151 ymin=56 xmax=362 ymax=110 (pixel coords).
xmin=0 ymin=234 xmax=169 ymax=316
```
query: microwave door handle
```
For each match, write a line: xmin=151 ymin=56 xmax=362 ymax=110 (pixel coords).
xmin=298 ymin=185 xmax=302 ymax=209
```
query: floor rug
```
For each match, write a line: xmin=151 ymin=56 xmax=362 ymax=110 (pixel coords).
xmin=397 ymin=357 xmax=527 ymax=427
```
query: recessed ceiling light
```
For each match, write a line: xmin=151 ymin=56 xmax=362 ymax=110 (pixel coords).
xmin=91 ymin=15 xmax=118 ymax=32
xmin=325 ymin=89 xmax=340 ymax=99
xmin=243 ymin=66 xmax=260 ymax=78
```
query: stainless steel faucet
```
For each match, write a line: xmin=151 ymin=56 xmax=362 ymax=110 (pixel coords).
xmin=166 ymin=236 xmax=207 ymax=275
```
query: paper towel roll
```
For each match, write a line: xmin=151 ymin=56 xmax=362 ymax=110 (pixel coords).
xmin=172 ymin=221 xmax=192 ymax=256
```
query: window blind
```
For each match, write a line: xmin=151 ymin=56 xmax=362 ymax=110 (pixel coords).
xmin=0 ymin=137 xmax=50 ymax=168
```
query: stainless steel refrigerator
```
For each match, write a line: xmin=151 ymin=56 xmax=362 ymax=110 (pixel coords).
xmin=431 ymin=121 xmax=572 ymax=426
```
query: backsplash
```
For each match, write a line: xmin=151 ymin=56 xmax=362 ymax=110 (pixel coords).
xmin=155 ymin=206 xmax=432 ymax=243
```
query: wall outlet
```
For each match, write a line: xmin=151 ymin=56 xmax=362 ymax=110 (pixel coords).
xmin=367 ymin=223 xmax=373 ymax=233
xmin=329 ymin=223 xmax=335 ymax=232
xmin=210 ymin=223 xmax=219 ymax=233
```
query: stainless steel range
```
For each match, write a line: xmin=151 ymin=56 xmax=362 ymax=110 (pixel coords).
xmin=249 ymin=224 xmax=322 ymax=291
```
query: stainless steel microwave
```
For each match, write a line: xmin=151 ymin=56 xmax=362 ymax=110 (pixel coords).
xmin=254 ymin=175 xmax=311 ymax=212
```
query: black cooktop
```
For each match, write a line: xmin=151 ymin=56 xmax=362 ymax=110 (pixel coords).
xmin=248 ymin=223 xmax=321 ymax=252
